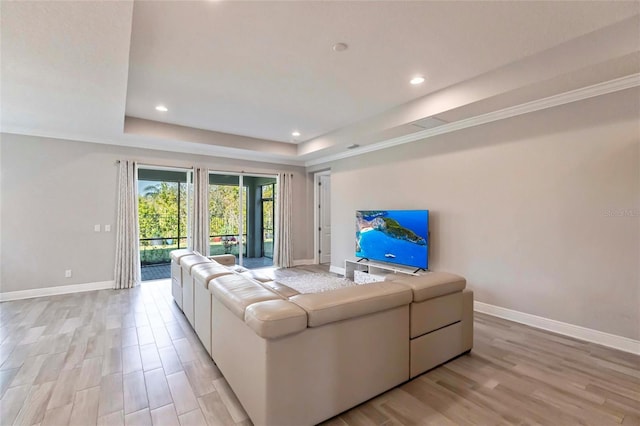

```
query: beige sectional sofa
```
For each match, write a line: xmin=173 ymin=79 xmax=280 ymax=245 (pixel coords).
xmin=170 ymin=249 xmax=473 ymax=426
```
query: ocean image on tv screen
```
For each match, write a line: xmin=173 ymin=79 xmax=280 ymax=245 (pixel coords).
xmin=355 ymin=210 xmax=429 ymax=269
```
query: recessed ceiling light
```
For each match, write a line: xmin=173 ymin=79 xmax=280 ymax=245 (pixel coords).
xmin=292 ymin=131 xmax=301 ymax=137
xmin=155 ymin=105 xmax=168 ymax=112
xmin=332 ymin=42 xmax=348 ymax=52
xmin=410 ymin=76 xmax=425 ymax=85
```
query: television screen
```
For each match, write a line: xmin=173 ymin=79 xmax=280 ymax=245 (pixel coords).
xmin=355 ymin=210 xmax=429 ymax=270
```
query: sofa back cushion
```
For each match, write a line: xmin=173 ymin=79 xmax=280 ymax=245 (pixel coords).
xmin=192 ymin=263 xmax=233 ymax=289
xmin=240 ymin=269 xmax=275 ymax=283
xmin=209 ymin=274 xmax=281 ymax=319
xmin=208 ymin=254 xmax=236 ymax=267
xmin=170 ymin=249 xmax=194 ymax=263
xmin=180 ymin=254 xmax=211 ymax=273
xmin=259 ymin=281 xmax=300 ymax=298
xmin=290 ymin=282 xmax=412 ymax=327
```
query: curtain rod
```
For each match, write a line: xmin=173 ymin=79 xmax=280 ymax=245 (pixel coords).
xmin=116 ymin=160 xmax=193 ymax=172
xmin=209 ymin=169 xmax=287 ymax=177
xmin=117 ymin=161 xmax=291 ymax=177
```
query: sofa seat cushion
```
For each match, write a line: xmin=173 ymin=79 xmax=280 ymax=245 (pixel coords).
xmin=240 ymin=269 xmax=275 ymax=283
xmin=209 ymin=274 xmax=281 ymax=319
xmin=290 ymin=282 xmax=412 ymax=327
xmin=180 ymin=254 xmax=211 ymax=273
xmin=244 ymin=300 xmax=308 ymax=339
xmin=208 ymin=254 xmax=236 ymax=267
xmin=170 ymin=249 xmax=194 ymax=263
xmin=395 ymin=272 xmax=466 ymax=302
xmin=192 ymin=263 xmax=233 ymax=289
xmin=260 ymin=281 xmax=300 ymax=298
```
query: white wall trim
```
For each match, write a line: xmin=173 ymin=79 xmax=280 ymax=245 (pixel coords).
xmin=329 ymin=265 xmax=346 ymax=276
xmin=305 ymin=73 xmax=640 ymax=167
xmin=475 ymin=301 xmax=640 ymax=355
xmin=313 ymin=172 xmax=320 ymax=265
xmin=293 ymin=259 xmax=315 ymax=266
xmin=0 ymin=280 xmax=115 ymax=302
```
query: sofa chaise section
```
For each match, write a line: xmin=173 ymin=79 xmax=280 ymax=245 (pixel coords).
xmin=210 ymin=276 xmax=413 ymax=426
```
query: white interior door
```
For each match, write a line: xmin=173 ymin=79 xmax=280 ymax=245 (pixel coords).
xmin=319 ymin=173 xmax=331 ymax=264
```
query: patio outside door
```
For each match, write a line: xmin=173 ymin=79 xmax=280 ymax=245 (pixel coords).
xmin=209 ymin=173 xmax=276 ymax=269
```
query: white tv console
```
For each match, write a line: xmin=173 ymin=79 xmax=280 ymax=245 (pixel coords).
xmin=344 ymin=259 xmax=424 ymax=284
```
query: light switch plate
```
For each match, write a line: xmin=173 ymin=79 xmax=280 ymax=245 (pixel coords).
xmin=104 ymin=224 xmax=111 ymax=232
xmin=94 ymin=224 xmax=101 ymax=232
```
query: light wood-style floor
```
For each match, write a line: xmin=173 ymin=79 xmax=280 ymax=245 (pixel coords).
xmin=323 ymin=314 xmax=640 ymax=426
xmin=1 ymin=271 xmax=638 ymax=426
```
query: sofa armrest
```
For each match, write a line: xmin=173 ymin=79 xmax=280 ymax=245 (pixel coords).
xmin=394 ymin=271 xmax=466 ymax=302
xmin=244 ymin=300 xmax=307 ymax=338
xmin=170 ymin=249 xmax=194 ymax=263
xmin=210 ymin=274 xmax=281 ymax=319
xmin=208 ymin=254 xmax=236 ymax=267
xmin=290 ymin=282 xmax=412 ymax=327
xmin=180 ymin=254 xmax=211 ymax=273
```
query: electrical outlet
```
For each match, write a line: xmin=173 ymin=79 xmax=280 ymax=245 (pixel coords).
xmin=94 ymin=224 xmax=101 ymax=232
xmin=104 ymin=224 xmax=111 ymax=232
xmin=65 ymin=269 xmax=72 ymax=278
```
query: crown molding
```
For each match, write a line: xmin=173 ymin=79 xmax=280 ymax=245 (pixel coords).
xmin=304 ymin=73 xmax=640 ymax=167
xmin=3 ymin=74 xmax=637 ymax=169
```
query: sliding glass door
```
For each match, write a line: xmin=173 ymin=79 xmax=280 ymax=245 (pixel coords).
xmin=209 ymin=174 xmax=246 ymax=259
xmin=209 ymin=172 xmax=276 ymax=269
xmin=135 ymin=168 xmax=276 ymax=278
xmin=138 ymin=167 xmax=191 ymax=281
xmin=261 ymin=183 xmax=274 ymax=259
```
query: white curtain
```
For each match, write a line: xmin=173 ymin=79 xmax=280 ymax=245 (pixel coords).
xmin=191 ymin=167 xmax=210 ymax=256
xmin=114 ymin=160 xmax=140 ymax=289
xmin=274 ymin=172 xmax=293 ymax=268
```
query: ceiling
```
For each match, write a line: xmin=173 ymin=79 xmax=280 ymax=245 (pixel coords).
xmin=1 ymin=1 xmax=639 ymax=166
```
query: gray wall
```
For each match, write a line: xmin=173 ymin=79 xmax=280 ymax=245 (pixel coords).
xmin=327 ymin=88 xmax=639 ymax=340
xmin=0 ymin=134 xmax=311 ymax=293
xmin=1 ymin=89 xmax=638 ymax=341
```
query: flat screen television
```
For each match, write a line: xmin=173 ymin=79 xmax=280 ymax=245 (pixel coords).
xmin=355 ymin=210 xmax=429 ymax=270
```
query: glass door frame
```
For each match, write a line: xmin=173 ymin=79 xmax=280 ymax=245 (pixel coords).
xmin=136 ymin=164 xmax=193 ymax=280
xmin=260 ymin=182 xmax=275 ymax=259
xmin=209 ymin=171 xmax=277 ymax=267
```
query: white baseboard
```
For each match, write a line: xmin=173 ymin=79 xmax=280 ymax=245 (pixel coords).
xmin=0 ymin=280 xmax=114 ymax=302
xmin=475 ymin=301 xmax=640 ymax=355
xmin=293 ymin=259 xmax=315 ymax=266
xmin=330 ymin=265 xmax=346 ymax=275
